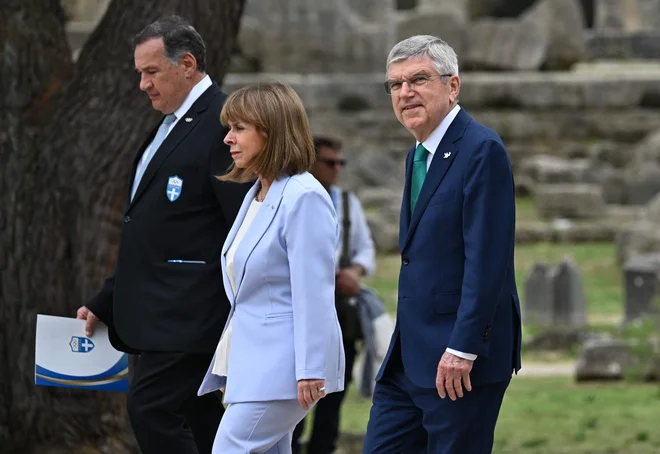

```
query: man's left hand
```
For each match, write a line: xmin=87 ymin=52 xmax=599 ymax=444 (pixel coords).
xmin=436 ymin=351 xmax=474 ymax=400
xmin=336 ymin=268 xmax=361 ymax=297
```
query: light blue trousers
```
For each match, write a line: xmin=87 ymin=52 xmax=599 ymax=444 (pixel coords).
xmin=212 ymin=399 xmax=311 ymax=453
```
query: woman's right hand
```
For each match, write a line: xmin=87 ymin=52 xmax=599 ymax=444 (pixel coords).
xmin=297 ymin=379 xmax=326 ymax=410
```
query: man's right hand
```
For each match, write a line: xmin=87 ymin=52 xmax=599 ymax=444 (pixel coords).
xmin=76 ymin=306 xmax=99 ymax=337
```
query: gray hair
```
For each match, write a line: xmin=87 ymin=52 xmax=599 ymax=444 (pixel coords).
xmin=386 ymin=35 xmax=459 ymax=77
xmin=134 ymin=15 xmax=207 ymax=72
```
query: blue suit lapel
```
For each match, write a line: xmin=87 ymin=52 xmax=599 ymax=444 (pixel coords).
xmin=401 ymin=109 xmax=471 ymax=252
xmin=229 ymin=175 xmax=290 ymax=300
xmin=399 ymin=147 xmax=414 ymax=252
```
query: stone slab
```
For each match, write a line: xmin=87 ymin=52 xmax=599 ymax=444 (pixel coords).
xmin=587 ymin=30 xmax=660 ymax=59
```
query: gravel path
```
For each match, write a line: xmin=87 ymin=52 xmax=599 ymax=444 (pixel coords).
xmin=517 ymin=361 xmax=575 ymax=377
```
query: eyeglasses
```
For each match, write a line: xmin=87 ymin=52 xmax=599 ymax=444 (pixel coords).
xmin=384 ymin=74 xmax=452 ymax=95
xmin=317 ymin=157 xmax=346 ymax=168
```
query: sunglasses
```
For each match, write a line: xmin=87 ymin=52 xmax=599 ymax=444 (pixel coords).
xmin=317 ymin=157 xmax=346 ymax=168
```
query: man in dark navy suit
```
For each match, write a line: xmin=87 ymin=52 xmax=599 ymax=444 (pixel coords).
xmin=362 ymin=35 xmax=522 ymax=454
xmin=76 ymin=15 xmax=249 ymax=454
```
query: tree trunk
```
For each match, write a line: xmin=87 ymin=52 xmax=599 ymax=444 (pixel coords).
xmin=0 ymin=0 xmax=245 ymax=452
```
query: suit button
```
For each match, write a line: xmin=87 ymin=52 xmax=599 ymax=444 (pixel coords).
xmin=402 ymin=258 xmax=410 ymax=266
xmin=124 ymin=216 xmax=131 ymax=223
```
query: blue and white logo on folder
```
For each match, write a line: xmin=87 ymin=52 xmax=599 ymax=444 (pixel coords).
xmin=35 ymin=315 xmax=129 ymax=392
xmin=70 ymin=336 xmax=95 ymax=353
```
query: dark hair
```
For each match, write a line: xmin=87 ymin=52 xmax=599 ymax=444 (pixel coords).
xmin=134 ymin=15 xmax=207 ymax=72
xmin=313 ymin=136 xmax=342 ymax=156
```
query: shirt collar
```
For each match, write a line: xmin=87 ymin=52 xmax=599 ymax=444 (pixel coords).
xmin=173 ymin=75 xmax=213 ymax=120
xmin=415 ymin=104 xmax=461 ymax=156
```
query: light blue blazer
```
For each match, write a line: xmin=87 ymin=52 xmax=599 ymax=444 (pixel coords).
xmin=198 ymin=172 xmax=345 ymax=403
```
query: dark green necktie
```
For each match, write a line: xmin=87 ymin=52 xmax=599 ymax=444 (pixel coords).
xmin=410 ymin=143 xmax=428 ymax=214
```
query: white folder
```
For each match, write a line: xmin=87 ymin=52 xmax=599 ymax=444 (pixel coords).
xmin=35 ymin=314 xmax=129 ymax=392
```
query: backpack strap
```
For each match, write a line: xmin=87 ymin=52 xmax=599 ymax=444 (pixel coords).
xmin=339 ymin=190 xmax=352 ymax=268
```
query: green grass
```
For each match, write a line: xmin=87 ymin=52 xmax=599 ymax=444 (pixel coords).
xmin=365 ymin=242 xmax=623 ymax=323
xmin=493 ymin=379 xmax=660 ymax=453
xmin=516 ymin=196 xmax=539 ymax=223
xmin=338 ymin=378 xmax=660 ymax=453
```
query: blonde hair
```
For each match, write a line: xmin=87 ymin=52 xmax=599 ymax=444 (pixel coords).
xmin=217 ymin=82 xmax=315 ymax=183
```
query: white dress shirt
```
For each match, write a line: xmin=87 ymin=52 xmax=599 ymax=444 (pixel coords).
xmin=415 ymin=104 xmax=477 ymax=362
xmin=416 ymin=103 xmax=461 ymax=171
xmin=170 ymin=75 xmax=213 ymax=134
xmin=329 ymin=186 xmax=376 ymax=276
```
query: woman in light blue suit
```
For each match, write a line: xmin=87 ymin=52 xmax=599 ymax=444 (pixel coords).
xmin=198 ymin=82 xmax=345 ymax=453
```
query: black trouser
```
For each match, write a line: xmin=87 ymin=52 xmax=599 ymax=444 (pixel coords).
xmin=126 ymin=351 xmax=224 ymax=454
xmin=292 ymin=338 xmax=357 ymax=454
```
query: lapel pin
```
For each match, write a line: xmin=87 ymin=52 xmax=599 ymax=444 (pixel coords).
xmin=185 ymin=117 xmax=193 ymax=123
xmin=444 ymin=152 xmax=451 ymax=159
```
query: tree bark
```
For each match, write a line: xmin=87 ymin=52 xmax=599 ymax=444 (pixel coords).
xmin=0 ymin=0 xmax=245 ymax=452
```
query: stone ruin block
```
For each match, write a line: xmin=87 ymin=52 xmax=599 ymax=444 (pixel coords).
xmin=238 ymin=0 xmax=392 ymax=73
xmin=521 ymin=0 xmax=587 ymax=70
xmin=523 ymin=262 xmax=554 ymax=327
xmin=616 ymin=192 xmax=660 ymax=265
xmin=518 ymin=155 xmax=591 ymax=185
xmin=464 ymin=18 xmax=548 ymax=71
xmin=575 ymin=336 xmax=634 ymax=381
xmin=418 ymin=0 xmax=468 ymax=19
xmin=550 ymin=257 xmax=588 ymax=328
xmin=624 ymin=161 xmax=660 ymax=205
xmin=589 ymin=0 xmax=660 ymax=59
xmin=396 ymin=13 xmax=467 ymax=57
xmin=615 ymin=220 xmax=660 ymax=265
xmin=464 ymin=0 xmax=587 ymax=70
xmin=587 ymin=30 xmax=660 ymax=60
xmin=534 ymin=184 xmax=607 ymax=220
xmin=523 ymin=257 xmax=587 ymax=330
xmin=594 ymin=0 xmax=660 ymax=31
xmin=623 ymin=252 xmax=660 ymax=321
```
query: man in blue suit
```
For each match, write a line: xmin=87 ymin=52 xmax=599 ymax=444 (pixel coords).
xmin=362 ymin=35 xmax=522 ymax=454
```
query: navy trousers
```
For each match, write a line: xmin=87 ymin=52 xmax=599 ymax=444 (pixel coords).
xmin=127 ymin=352 xmax=224 ymax=454
xmin=363 ymin=340 xmax=509 ymax=454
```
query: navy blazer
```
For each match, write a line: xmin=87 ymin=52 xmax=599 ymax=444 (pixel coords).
xmin=378 ymin=108 xmax=522 ymax=388
xmin=86 ymin=84 xmax=250 ymax=354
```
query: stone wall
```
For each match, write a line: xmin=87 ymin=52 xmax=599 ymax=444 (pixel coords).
xmin=237 ymin=0 xmax=394 ymax=73
xmin=587 ymin=0 xmax=660 ymax=59
xmin=221 ymin=68 xmax=660 ymax=251
xmin=59 ymin=0 xmax=660 ymax=251
xmin=594 ymin=0 xmax=660 ymax=31
xmin=222 ymin=69 xmax=660 ymax=178
xmin=62 ymin=0 xmax=660 ymax=63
